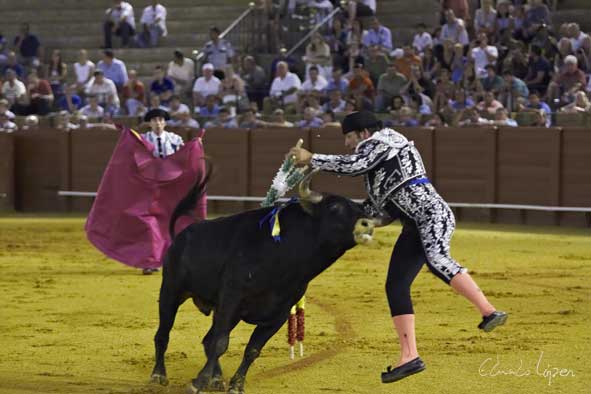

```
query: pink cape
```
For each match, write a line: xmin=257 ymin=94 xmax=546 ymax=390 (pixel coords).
xmin=85 ymin=127 xmax=207 ymax=269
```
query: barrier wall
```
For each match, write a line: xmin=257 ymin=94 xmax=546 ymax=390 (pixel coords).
xmin=0 ymin=134 xmax=14 ymax=211
xmin=3 ymin=126 xmax=590 ymax=227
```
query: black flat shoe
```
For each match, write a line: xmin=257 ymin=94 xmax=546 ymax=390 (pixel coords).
xmin=478 ymin=311 xmax=508 ymax=332
xmin=381 ymin=357 xmax=426 ymax=384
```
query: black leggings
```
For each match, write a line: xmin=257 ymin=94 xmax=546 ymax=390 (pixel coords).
xmin=385 ymin=220 xmax=461 ymax=316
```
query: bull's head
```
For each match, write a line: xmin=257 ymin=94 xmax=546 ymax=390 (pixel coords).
xmin=298 ymin=170 xmax=376 ymax=246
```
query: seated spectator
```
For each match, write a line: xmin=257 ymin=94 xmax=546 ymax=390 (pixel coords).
xmin=476 ymin=91 xmax=504 ymax=115
xmin=103 ymin=0 xmax=136 ymax=48
xmin=366 ymin=45 xmax=389 ymax=85
xmin=2 ymin=51 xmax=25 ymax=79
xmin=167 ymin=50 xmax=195 ymax=97
xmin=97 ymin=50 xmax=128 ymax=90
xmin=493 ymin=108 xmax=518 ymax=127
xmin=199 ymin=95 xmax=221 ymax=117
xmin=458 ymin=107 xmax=493 ymax=126
xmin=363 ymin=17 xmax=392 ymax=55
xmin=326 ymin=67 xmax=349 ymax=95
xmin=346 ymin=0 xmax=375 ymax=24
xmin=471 ymin=33 xmax=498 ymax=79
xmin=269 ymin=47 xmax=298 ymax=84
xmin=433 ymin=68 xmax=455 ymax=112
xmin=439 ymin=10 xmax=469 ymax=47
xmin=345 ymin=19 xmax=367 ymax=67
xmin=0 ymin=99 xmax=15 ymax=120
xmin=202 ymin=26 xmax=234 ymax=71
xmin=296 ymin=107 xmax=323 ymax=128
xmin=267 ymin=108 xmax=293 ymax=127
xmin=441 ymin=0 xmax=470 ymax=23
xmin=323 ymin=89 xmax=346 ymax=113
xmin=390 ymin=95 xmax=405 ymax=116
xmin=0 ymin=33 xmax=6 ymax=65
xmin=204 ymin=107 xmax=238 ymax=128
xmin=219 ymin=65 xmax=248 ymax=111
xmin=299 ymin=93 xmax=323 ymax=117
xmin=325 ymin=17 xmax=348 ymax=72
xmin=524 ymin=91 xmax=552 ymax=127
xmin=301 ymin=66 xmax=328 ymax=94
xmin=55 ymin=110 xmax=79 ymax=131
xmin=21 ymin=114 xmax=39 ymax=131
xmin=481 ymin=65 xmax=504 ymax=93
xmin=166 ymin=95 xmax=190 ymax=126
xmin=474 ymin=0 xmax=497 ymax=37
xmin=304 ymin=32 xmax=332 ymax=79
xmin=449 ymin=43 xmax=467 ymax=84
xmin=569 ymin=23 xmax=591 ymax=56
xmin=173 ymin=112 xmax=200 ymax=129
xmin=344 ymin=98 xmax=358 ymax=114
xmin=503 ymin=43 xmax=530 ymax=80
xmin=0 ymin=112 xmax=17 ymax=132
xmin=412 ymin=23 xmax=433 ymax=55
xmin=495 ymin=0 xmax=512 ymax=42
xmin=238 ymin=109 xmax=261 ymax=129
xmin=524 ymin=46 xmax=552 ymax=94
xmin=348 ymin=63 xmax=375 ymax=108
xmin=192 ymin=63 xmax=221 ymax=109
xmin=422 ymin=47 xmax=440 ymax=81
xmin=559 ymin=91 xmax=591 ymax=113
xmin=424 ymin=113 xmax=448 ymax=127
xmin=13 ymin=22 xmax=42 ymax=67
xmin=138 ymin=1 xmax=167 ymax=48
xmin=73 ymin=49 xmax=95 ymax=94
xmin=321 ymin=110 xmax=340 ymax=127
xmin=80 ymin=95 xmax=105 ymax=118
xmin=499 ymin=70 xmax=529 ymax=111
xmin=148 ymin=95 xmax=169 ymax=111
xmin=47 ymin=49 xmax=68 ymax=99
xmin=265 ymin=61 xmax=302 ymax=114
xmin=15 ymin=71 xmax=53 ymax=116
xmin=85 ymin=70 xmax=120 ymax=114
xmin=1 ymin=70 xmax=26 ymax=107
xmin=242 ymin=55 xmax=267 ymax=109
xmin=395 ymin=106 xmax=419 ymax=127
xmin=57 ymin=85 xmax=82 ymax=113
xmin=376 ymin=62 xmax=408 ymax=112
xmin=523 ymin=0 xmax=551 ymax=40
xmin=394 ymin=46 xmax=422 ymax=80
xmin=122 ymin=69 xmax=146 ymax=116
xmin=547 ymin=55 xmax=586 ymax=106
xmin=448 ymin=89 xmax=475 ymax=112
xmin=150 ymin=65 xmax=175 ymax=105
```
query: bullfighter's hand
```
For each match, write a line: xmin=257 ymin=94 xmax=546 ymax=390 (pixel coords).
xmin=288 ymin=147 xmax=312 ymax=166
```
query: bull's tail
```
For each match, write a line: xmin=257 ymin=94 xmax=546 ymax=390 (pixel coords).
xmin=168 ymin=159 xmax=212 ymax=239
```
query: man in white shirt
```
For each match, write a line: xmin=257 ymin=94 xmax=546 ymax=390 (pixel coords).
xmin=80 ymin=95 xmax=106 ymax=118
xmin=266 ymin=61 xmax=302 ymax=113
xmin=138 ymin=0 xmax=167 ymax=48
xmin=0 ymin=99 xmax=16 ymax=120
xmin=192 ymin=63 xmax=221 ymax=109
xmin=412 ymin=23 xmax=433 ymax=54
xmin=0 ymin=112 xmax=17 ymax=133
xmin=439 ymin=9 xmax=469 ymax=46
xmin=104 ymin=0 xmax=136 ymax=48
xmin=73 ymin=49 xmax=95 ymax=93
xmin=166 ymin=95 xmax=191 ymax=126
xmin=85 ymin=70 xmax=120 ymax=113
xmin=301 ymin=66 xmax=328 ymax=93
xmin=471 ymin=33 xmax=498 ymax=79
xmin=168 ymin=50 xmax=195 ymax=96
xmin=1 ymin=69 xmax=26 ymax=106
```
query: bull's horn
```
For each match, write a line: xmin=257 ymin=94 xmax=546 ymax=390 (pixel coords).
xmin=298 ymin=168 xmax=323 ymax=203
xmin=372 ymin=215 xmax=394 ymax=228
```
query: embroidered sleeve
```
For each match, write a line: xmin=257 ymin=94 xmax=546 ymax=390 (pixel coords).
xmin=310 ymin=139 xmax=389 ymax=176
xmin=361 ymin=198 xmax=381 ymax=217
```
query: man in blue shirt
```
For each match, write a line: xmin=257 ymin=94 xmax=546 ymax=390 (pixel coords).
xmin=57 ymin=85 xmax=82 ymax=113
xmin=500 ymin=70 xmax=529 ymax=111
xmin=326 ymin=67 xmax=349 ymax=94
xmin=97 ymin=49 xmax=128 ymax=90
xmin=363 ymin=17 xmax=392 ymax=55
xmin=12 ymin=23 xmax=41 ymax=67
xmin=202 ymin=26 xmax=234 ymax=70
xmin=2 ymin=51 xmax=25 ymax=79
xmin=295 ymin=107 xmax=323 ymax=128
xmin=526 ymin=91 xmax=552 ymax=127
xmin=150 ymin=65 xmax=175 ymax=105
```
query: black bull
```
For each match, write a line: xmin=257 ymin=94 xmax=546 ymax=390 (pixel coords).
xmin=150 ymin=170 xmax=380 ymax=394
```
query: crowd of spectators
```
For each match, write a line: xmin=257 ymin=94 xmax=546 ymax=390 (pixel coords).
xmin=1 ymin=0 xmax=591 ymax=133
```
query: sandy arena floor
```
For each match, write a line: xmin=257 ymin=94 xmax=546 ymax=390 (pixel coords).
xmin=0 ymin=217 xmax=589 ymax=394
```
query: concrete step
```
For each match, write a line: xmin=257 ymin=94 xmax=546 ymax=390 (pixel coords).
xmin=553 ymin=10 xmax=591 ymax=31
xmin=379 ymin=12 xmax=439 ymax=29
xmin=41 ymin=33 xmax=210 ymax=51
xmin=559 ymin=0 xmax=591 ymax=10
xmin=57 ymin=46 xmax=197 ymax=64
xmin=377 ymin=0 xmax=441 ymax=14
xmin=0 ymin=0 xmax=246 ymax=10
xmin=1 ymin=5 xmax=244 ymax=23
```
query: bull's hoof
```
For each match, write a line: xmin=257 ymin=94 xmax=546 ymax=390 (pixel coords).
xmin=186 ymin=382 xmax=199 ymax=394
xmin=207 ymin=376 xmax=226 ymax=392
xmin=227 ymin=388 xmax=244 ymax=394
xmin=150 ymin=373 xmax=169 ymax=386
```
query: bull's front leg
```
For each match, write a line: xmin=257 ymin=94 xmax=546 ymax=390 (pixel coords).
xmin=228 ymin=317 xmax=287 ymax=394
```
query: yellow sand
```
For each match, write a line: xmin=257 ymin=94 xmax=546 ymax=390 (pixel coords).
xmin=0 ymin=217 xmax=589 ymax=394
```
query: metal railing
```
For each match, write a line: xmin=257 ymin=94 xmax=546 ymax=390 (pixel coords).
xmin=286 ymin=6 xmax=343 ymax=57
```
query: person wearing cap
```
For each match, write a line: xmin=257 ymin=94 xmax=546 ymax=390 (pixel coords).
xmin=192 ymin=63 xmax=221 ymax=109
xmin=288 ymin=110 xmax=508 ymax=384
xmin=142 ymin=108 xmax=184 ymax=159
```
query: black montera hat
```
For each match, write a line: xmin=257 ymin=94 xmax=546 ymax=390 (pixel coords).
xmin=341 ymin=110 xmax=381 ymax=134
xmin=144 ymin=108 xmax=170 ymax=122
